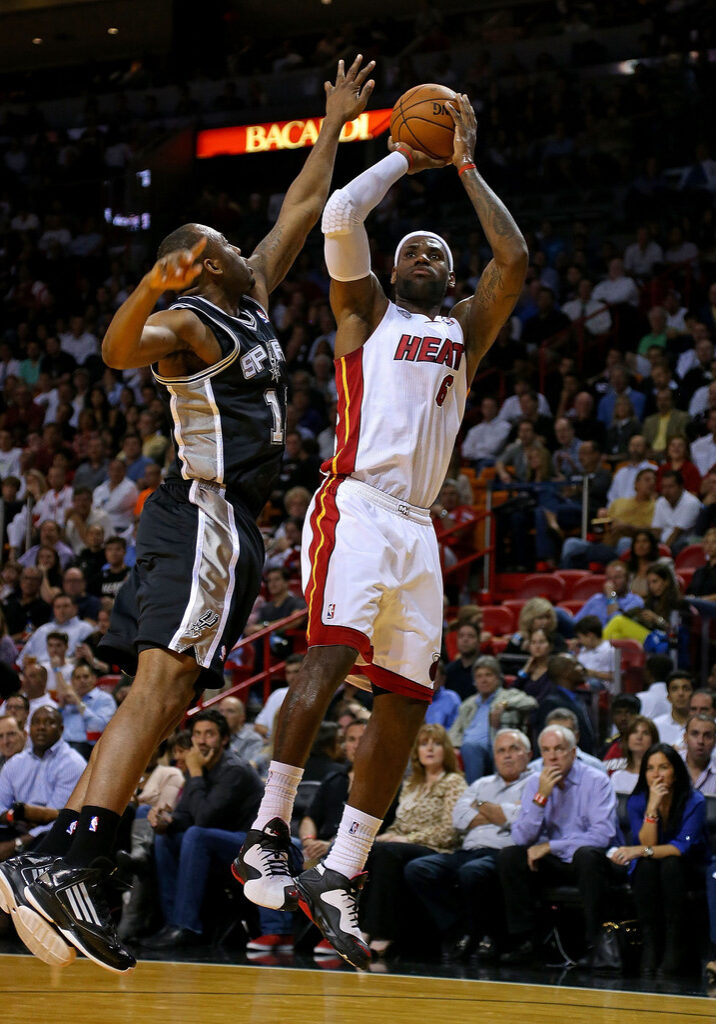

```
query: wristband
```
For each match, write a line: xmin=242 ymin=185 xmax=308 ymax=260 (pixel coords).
xmin=533 ymin=792 xmax=548 ymax=807
xmin=458 ymin=162 xmax=476 ymax=177
xmin=301 ymin=835 xmax=316 ymax=841
xmin=643 ymin=814 xmax=658 ymax=824
xmin=394 ymin=145 xmax=414 ymax=170
xmin=5 ymin=808 xmax=13 ymax=826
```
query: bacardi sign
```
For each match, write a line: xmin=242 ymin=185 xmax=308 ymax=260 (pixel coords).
xmin=196 ymin=109 xmax=392 ymax=158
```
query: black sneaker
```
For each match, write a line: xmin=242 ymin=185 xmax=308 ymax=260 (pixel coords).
xmin=232 ymin=817 xmax=301 ymax=912
xmin=295 ymin=863 xmax=371 ymax=970
xmin=24 ymin=860 xmax=136 ymax=974
xmin=0 ymin=854 xmax=77 ymax=968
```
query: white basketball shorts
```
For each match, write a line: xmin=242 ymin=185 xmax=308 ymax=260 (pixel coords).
xmin=301 ymin=475 xmax=442 ymax=701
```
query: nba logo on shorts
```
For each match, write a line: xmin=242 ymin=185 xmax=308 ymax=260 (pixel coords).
xmin=349 ymin=821 xmax=360 ymax=835
xmin=326 ymin=603 xmax=336 ymax=620
xmin=89 ymin=816 xmax=99 ymax=833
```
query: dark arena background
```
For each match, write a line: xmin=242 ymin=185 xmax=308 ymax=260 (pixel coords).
xmin=1 ymin=1 xmax=716 ymax=1021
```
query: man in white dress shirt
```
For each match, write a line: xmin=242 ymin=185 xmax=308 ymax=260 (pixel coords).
xmin=651 ymin=469 xmax=702 ymax=554
xmin=562 ymin=278 xmax=612 ymax=336
xmin=92 ymin=459 xmax=139 ymax=536
xmin=19 ymin=594 xmax=94 ymax=669
xmin=653 ymin=672 xmax=694 ymax=745
xmin=592 ymin=258 xmax=640 ymax=308
xmin=606 ymin=435 xmax=657 ymax=503
xmin=461 ymin=396 xmax=511 ymax=469
xmin=623 ymin=227 xmax=663 ymax=280
xmin=692 ymin=409 xmax=716 ymax=476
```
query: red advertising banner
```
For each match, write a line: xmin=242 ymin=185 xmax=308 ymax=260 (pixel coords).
xmin=196 ymin=108 xmax=392 ymax=158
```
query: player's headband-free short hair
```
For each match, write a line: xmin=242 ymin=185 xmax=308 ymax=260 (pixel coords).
xmin=394 ymin=232 xmax=454 ymax=272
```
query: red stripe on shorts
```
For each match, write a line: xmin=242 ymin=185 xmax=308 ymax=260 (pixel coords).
xmin=305 ymin=477 xmax=342 ymax=646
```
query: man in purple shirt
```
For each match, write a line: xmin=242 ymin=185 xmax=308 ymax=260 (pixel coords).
xmin=573 ymin=560 xmax=644 ymax=627
xmin=497 ymin=723 xmax=622 ymax=965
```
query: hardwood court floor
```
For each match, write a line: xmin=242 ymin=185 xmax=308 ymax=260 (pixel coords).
xmin=2 ymin=954 xmax=715 ymax=1024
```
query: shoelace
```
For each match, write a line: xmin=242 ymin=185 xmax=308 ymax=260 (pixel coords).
xmin=257 ymin=840 xmax=292 ymax=878
xmin=340 ymin=885 xmax=361 ymax=934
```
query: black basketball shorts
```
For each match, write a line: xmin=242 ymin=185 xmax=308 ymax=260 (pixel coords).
xmin=99 ymin=479 xmax=264 ymax=688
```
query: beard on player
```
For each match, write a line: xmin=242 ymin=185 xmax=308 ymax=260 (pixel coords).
xmin=395 ymin=272 xmax=449 ymax=309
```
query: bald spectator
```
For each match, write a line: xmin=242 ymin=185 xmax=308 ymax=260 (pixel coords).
xmin=0 ymin=705 xmax=86 ymax=856
xmin=92 ymin=458 xmax=139 ymax=535
xmin=592 ymin=257 xmax=640 ymax=307
xmin=19 ymin=593 xmax=94 ymax=668
xmin=19 ymin=662 xmax=58 ymax=721
xmin=61 ymin=566 xmax=100 ymax=621
xmin=0 ymin=715 xmax=26 ymax=769
xmin=217 ymin=696 xmax=263 ymax=763
xmin=64 ymin=486 xmax=112 ymax=555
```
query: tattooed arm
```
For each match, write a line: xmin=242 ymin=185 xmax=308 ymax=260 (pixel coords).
xmin=247 ymin=55 xmax=374 ymax=309
xmin=448 ymin=95 xmax=528 ymax=382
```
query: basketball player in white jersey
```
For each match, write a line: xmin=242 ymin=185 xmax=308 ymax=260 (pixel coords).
xmin=235 ymin=94 xmax=527 ymax=967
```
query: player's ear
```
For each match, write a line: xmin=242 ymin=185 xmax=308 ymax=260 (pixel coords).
xmin=447 ymin=271 xmax=455 ymax=290
xmin=390 ymin=266 xmax=397 ymax=285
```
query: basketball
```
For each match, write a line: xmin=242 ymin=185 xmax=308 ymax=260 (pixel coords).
xmin=389 ymin=83 xmax=457 ymax=161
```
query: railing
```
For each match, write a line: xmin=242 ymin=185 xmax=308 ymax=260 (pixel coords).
xmin=436 ymin=509 xmax=496 ymax=597
xmin=185 ymin=607 xmax=308 ymax=718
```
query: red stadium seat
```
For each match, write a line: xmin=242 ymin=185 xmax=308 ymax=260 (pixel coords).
xmin=503 ymin=599 xmax=527 ymax=630
xmin=558 ymin=601 xmax=585 ymax=617
xmin=491 ymin=637 xmax=509 ymax=654
xmin=554 ymin=570 xmax=592 ymax=597
xmin=658 ymin=543 xmax=672 ymax=558
xmin=445 ymin=630 xmax=458 ymax=661
xmin=610 ymin=638 xmax=646 ymax=693
xmin=678 ymin=567 xmax=696 ymax=591
xmin=570 ymin=575 xmax=607 ymax=602
xmin=675 ymin=544 xmax=705 ymax=570
xmin=480 ymin=605 xmax=514 ymax=635
xmin=519 ymin=574 xmax=566 ymax=603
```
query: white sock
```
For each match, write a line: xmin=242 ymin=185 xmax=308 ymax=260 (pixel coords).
xmin=253 ymin=761 xmax=304 ymax=830
xmin=323 ymin=805 xmax=382 ymax=878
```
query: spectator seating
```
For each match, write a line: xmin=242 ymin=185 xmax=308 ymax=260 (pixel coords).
xmin=610 ymin=638 xmax=646 ymax=693
xmin=678 ymin=568 xmax=696 ymax=591
xmin=503 ymin=599 xmax=528 ymax=628
xmin=558 ymin=601 xmax=585 ymax=617
xmin=570 ymin=576 xmax=607 ymax=602
xmin=480 ymin=606 xmax=514 ymax=635
xmin=554 ymin=570 xmax=591 ymax=597
xmin=675 ymin=544 xmax=706 ymax=570
xmin=520 ymin=575 xmax=566 ymax=603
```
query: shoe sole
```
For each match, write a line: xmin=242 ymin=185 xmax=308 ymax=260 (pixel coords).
xmin=11 ymin=905 xmax=77 ymax=968
xmin=295 ymin=884 xmax=370 ymax=971
xmin=231 ymin=860 xmax=299 ymax=913
xmin=245 ymin=943 xmax=294 ymax=953
xmin=24 ymin=885 xmax=135 ymax=975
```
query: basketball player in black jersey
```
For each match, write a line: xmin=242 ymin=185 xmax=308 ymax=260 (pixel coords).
xmin=0 ymin=56 xmax=375 ymax=974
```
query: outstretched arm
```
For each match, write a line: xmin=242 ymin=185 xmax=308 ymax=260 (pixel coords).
xmin=248 ymin=55 xmax=375 ymax=308
xmin=448 ymin=95 xmax=528 ymax=382
xmin=102 ymin=238 xmax=222 ymax=370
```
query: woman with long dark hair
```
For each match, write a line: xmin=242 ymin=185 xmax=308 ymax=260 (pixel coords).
xmin=609 ymin=743 xmax=708 ymax=975
xmin=603 ymin=562 xmax=681 ymax=643
xmin=624 ymin=530 xmax=660 ymax=599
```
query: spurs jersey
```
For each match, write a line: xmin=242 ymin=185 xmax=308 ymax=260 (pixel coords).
xmin=324 ymin=301 xmax=468 ymax=508
xmin=152 ymin=294 xmax=288 ymax=516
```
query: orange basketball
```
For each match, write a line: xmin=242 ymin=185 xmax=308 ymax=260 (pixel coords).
xmin=389 ymin=83 xmax=457 ymax=161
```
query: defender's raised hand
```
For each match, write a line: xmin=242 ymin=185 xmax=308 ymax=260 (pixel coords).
xmin=446 ymin=93 xmax=477 ymax=169
xmin=324 ymin=54 xmax=376 ymax=126
xmin=145 ymin=237 xmax=207 ymax=293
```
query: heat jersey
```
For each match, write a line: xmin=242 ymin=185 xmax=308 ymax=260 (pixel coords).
xmin=152 ymin=294 xmax=288 ymax=516
xmin=324 ymin=301 xmax=468 ymax=508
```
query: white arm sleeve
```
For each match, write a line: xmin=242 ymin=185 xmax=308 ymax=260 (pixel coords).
xmin=322 ymin=150 xmax=409 ymax=282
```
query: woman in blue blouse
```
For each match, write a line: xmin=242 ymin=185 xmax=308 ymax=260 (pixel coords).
xmin=609 ymin=743 xmax=708 ymax=976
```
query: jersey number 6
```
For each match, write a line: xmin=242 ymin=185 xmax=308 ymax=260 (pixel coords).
xmin=435 ymin=374 xmax=454 ymax=408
